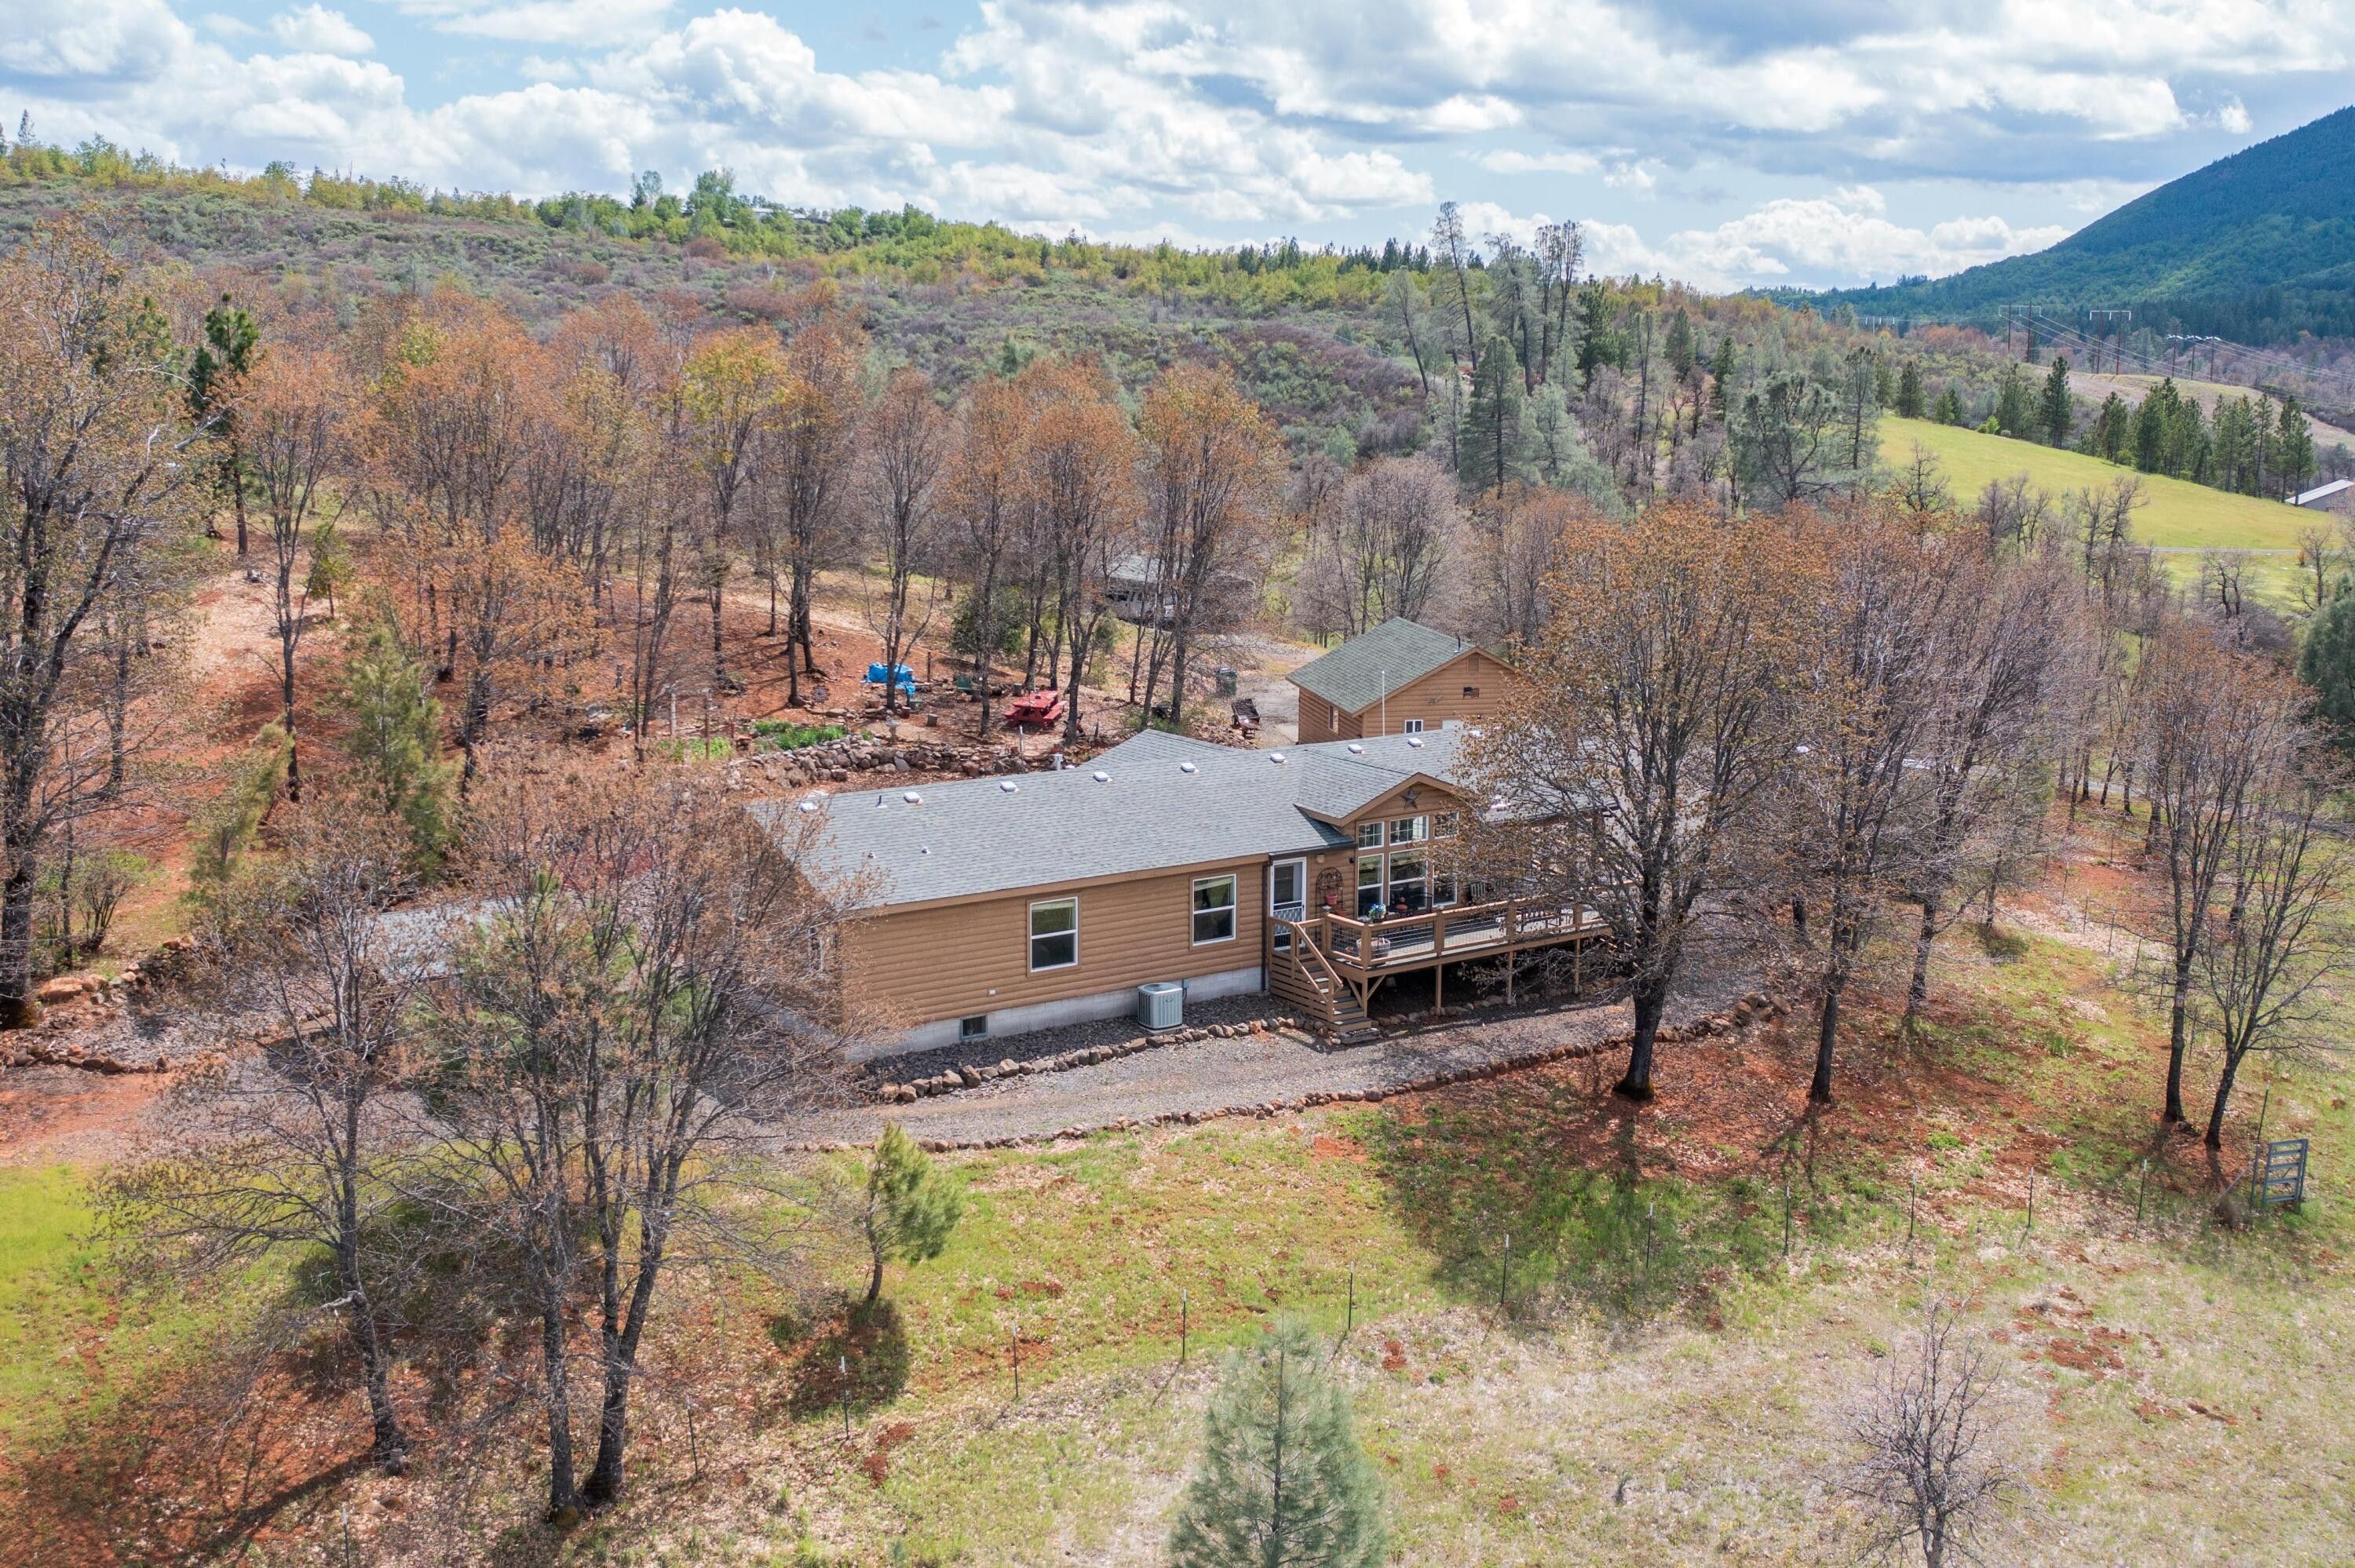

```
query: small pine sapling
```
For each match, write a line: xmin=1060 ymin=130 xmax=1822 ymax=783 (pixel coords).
xmin=1167 ymin=1317 xmax=1388 ymax=1568
xmin=860 ymin=1122 xmax=964 ymax=1307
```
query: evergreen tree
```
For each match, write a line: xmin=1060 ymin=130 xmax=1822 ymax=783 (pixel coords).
xmin=340 ymin=623 xmax=454 ymax=871
xmin=190 ymin=293 xmax=261 ymax=554
xmin=1663 ymin=308 xmax=1694 ymax=381
xmin=1992 ymin=366 xmax=2032 ymax=439
xmin=188 ymin=724 xmax=291 ymax=893
xmin=1461 ymin=331 xmax=1525 ymax=494
xmin=1167 ymin=1318 xmax=1387 ymax=1568
xmin=2277 ymin=396 xmax=2317 ymax=494
xmin=1933 ymin=384 xmax=1964 ymax=426
xmin=857 ymin=1122 xmax=965 ymax=1306
xmin=2039 ymin=356 xmax=2072 ymax=446
xmin=2302 ymin=587 xmax=2355 ymax=754
xmin=1894 ymin=358 xmax=1924 ymax=419
xmin=2089 ymin=392 xmax=2133 ymax=463
xmin=1709 ymin=334 xmax=1738 ymax=418
xmin=1572 ymin=282 xmax=1623 ymax=376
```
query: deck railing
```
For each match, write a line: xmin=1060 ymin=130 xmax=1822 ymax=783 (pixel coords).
xmin=1279 ymin=894 xmax=1605 ymax=978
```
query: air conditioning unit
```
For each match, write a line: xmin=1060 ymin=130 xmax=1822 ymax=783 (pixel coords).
xmin=1137 ymin=981 xmax=1185 ymax=1031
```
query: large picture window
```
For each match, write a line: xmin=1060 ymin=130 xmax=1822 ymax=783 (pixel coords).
xmin=1192 ymin=875 xmax=1237 ymax=944
xmin=1029 ymin=897 xmax=1078 ymax=971
xmin=1356 ymin=857 xmax=1385 ymax=916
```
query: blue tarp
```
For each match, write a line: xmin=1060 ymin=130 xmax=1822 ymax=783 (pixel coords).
xmin=864 ymin=662 xmax=916 ymax=689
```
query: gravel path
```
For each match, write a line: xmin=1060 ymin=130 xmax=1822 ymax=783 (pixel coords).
xmin=805 ymin=958 xmax=1754 ymax=1147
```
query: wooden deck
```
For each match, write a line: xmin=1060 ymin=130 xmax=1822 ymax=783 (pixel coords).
xmin=1266 ymin=895 xmax=1612 ymax=1040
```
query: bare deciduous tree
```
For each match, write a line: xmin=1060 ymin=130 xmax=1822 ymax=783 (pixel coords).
xmin=2197 ymin=752 xmax=2349 ymax=1149
xmin=1468 ymin=502 xmax=1799 ymax=1101
xmin=859 ymin=368 xmax=951 ymax=715
xmin=242 ymin=343 xmax=349 ymax=802
xmin=1848 ymin=1304 xmax=2021 ymax=1568
xmin=1299 ymin=455 xmax=1459 ymax=638
xmin=107 ymin=815 xmax=426 ymax=1472
xmin=421 ymin=772 xmax=853 ymax=1514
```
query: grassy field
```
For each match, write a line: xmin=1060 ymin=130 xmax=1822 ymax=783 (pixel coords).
xmin=5 ymin=819 xmax=2353 ymax=1565
xmin=1881 ymin=416 xmax=2315 ymax=553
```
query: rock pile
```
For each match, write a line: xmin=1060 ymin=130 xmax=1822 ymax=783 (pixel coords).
xmin=745 ymin=735 xmax=1043 ymax=792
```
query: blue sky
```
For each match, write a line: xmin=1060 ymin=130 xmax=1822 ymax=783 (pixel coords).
xmin=4 ymin=0 xmax=2350 ymax=289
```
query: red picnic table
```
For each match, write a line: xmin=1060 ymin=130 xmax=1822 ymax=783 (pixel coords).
xmin=1004 ymin=690 xmax=1067 ymax=731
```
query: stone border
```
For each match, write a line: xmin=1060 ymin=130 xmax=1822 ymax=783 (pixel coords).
xmin=872 ymin=1015 xmax=1305 ymax=1103
xmin=811 ymin=992 xmax=1783 ymax=1151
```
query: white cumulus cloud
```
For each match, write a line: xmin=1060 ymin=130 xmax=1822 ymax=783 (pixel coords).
xmin=269 ymin=5 xmax=373 ymax=55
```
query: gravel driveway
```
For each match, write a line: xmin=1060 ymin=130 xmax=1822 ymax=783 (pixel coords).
xmin=802 ymin=961 xmax=1753 ymax=1147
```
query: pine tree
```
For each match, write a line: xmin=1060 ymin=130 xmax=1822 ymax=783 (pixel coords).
xmin=1933 ymin=385 xmax=1964 ymax=426
xmin=1167 ymin=1318 xmax=1387 ymax=1568
xmin=340 ymin=623 xmax=454 ymax=872
xmin=1663 ymin=308 xmax=1694 ymax=381
xmin=858 ymin=1122 xmax=965 ymax=1306
xmin=2039 ymin=356 xmax=2072 ymax=446
xmin=1709 ymin=334 xmax=1738 ymax=418
xmin=2302 ymin=585 xmax=2355 ymax=754
xmin=190 ymin=294 xmax=261 ymax=554
xmin=1993 ymin=366 xmax=2032 ymax=439
xmin=2277 ymin=396 xmax=2317 ymax=494
xmin=1460 ymin=332 xmax=1524 ymax=495
xmin=1894 ymin=358 xmax=1924 ymax=419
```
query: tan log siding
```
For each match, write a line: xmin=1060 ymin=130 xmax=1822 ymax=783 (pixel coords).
xmin=840 ymin=862 xmax=1266 ymax=1030
xmin=1295 ymin=698 xmax=1362 ymax=744
xmin=1376 ymin=650 xmax=1517 ymax=734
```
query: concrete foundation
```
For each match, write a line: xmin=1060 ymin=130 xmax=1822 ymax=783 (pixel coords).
xmin=853 ymin=965 xmax=1265 ymax=1061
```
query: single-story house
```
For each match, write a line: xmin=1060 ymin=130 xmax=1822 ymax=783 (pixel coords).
xmin=1289 ymin=618 xmax=1518 ymax=742
xmin=787 ymin=724 xmax=1604 ymax=1059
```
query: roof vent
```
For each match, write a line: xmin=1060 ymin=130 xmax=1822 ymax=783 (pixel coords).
xmin=1179 ymin=761 xmax=1198 ymax=774
xmin=1269 ymin=751 xmax=1287 ymax=764
xmin=796 ymin=800 xmax=821 ymax=815
xmin=999 ymin=779 xmax=1020 ymax=793
xmin=1093 ymin=770 xmax=1110 ymax=783
xmin=1345 ymin=742 xmax=1364 ymax=755
xmin=920 ymin=846 xmax=932 ymax=855
xmin=903 ymin=790 xmax=923 ymax=804
xmin=1406 ymin=735 xmax=1425 ymax=749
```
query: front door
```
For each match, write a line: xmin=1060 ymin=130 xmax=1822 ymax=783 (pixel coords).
xmin=1269 ymin=859 xmax=1305 ymax=952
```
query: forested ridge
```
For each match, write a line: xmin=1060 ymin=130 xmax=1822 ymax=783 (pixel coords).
xmin=1803 ymin=106 xmax=2355 ymax=343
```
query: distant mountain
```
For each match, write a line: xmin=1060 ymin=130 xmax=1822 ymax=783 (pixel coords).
xmin=1806 ymin=107 xmax=2355 ymax=343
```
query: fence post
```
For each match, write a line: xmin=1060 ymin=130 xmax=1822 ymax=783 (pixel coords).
xmin=1345 ymin=1264 xmax=1356 ymax=1337
xmin=1783 ymin=1171 xmax=1795 ymax=1259
xmin=838 ymin=1354 xmax=849 ymax=1442
xmin=1180 ymin=1290 xmax=1188 ymax=1369
xmin=2136 ymin=1158 xmax=2150 ymax=1224
xmin=1499 ymin=1232 xmax=1511 ymax=1315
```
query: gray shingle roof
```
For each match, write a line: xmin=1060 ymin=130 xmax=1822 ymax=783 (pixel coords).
xmin=781 ymin=727 xmax=1466 ymax=910
xmin=1287 ymin=618 xmax=1473 ymax=716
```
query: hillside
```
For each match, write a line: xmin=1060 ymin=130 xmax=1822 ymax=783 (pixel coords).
xmin=1815 ymin=107 xmax=2355 ymax=341
xmin=1881 ymin=414 xmax=2312 ymax=558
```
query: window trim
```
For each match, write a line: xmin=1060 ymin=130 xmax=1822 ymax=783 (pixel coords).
xmin=958 ymin=1014 xmax=989 ymax=1041
xmin=1357 ymin=821 xmax=1385 ymax=849
xmin=1402 ymin=717 xmax=1425 ymax=734
xmin=1028 ymin=895 xmax=1079 ymax=972
xmin=1190 ymin=873 xmax=1239 ymax=946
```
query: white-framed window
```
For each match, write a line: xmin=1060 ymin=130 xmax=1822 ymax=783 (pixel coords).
xmin=959 ymin=1014 xmax=989 ymax=1041
xmin=1356 ymin=856 xmax=1385 ymax=916
xmin=1389 ymin=815 xmax=1428 ymax=844
xmin=1403 ymin=717 xmax=1425 ymax=734
xmin=1387 ymin=848 xmax=1428 ymax=912
xmin=1191 ymin=874 xmax=1237 ymax=945
xmin=1029 ymin=897 xmax=1079 ymax=971
xmin=1357 ymin=822 xmax=1385 ymax=849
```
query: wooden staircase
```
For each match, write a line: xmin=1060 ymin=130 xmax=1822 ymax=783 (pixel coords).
xmin=1269 ymin=928 xmax=1376 ymax=1045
